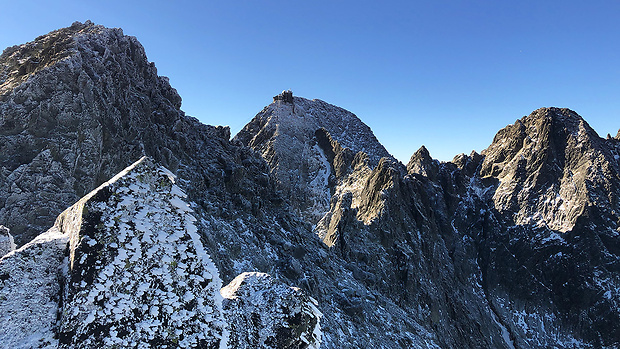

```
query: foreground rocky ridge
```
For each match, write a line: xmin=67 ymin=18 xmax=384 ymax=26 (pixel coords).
xmin=1 ymin=157 xmax=321 ymax=348
xmin=1 ymin=21 xmax=619 ymax=348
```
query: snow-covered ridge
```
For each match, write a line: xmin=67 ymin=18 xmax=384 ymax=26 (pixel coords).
xmin=0 ymin=227 xmax=68 ymax=348
xmin=0 ymin=156 xmax=323 ymax=348
xmin=56 ymin=157 xmax=227 ymax=348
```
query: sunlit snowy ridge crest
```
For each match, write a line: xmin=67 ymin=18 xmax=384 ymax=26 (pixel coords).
xmin=56 ymin=157 xmax=227 ymax=348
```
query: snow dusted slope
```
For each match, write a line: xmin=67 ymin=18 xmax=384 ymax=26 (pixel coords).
xmin=55 ymin=157 xmax=227 ymax=348
xmin=234 ymin=92 xmax=394 ymax=224
xmin=0 ymin=228 xmax=68 ymax=348
xmin=1 ymin=156 xmax=325 ymax=349
xmin=222 ymin=272 xmax=322 ymax=349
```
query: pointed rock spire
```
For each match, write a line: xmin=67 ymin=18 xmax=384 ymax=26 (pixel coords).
xmin=407 ymin=145 xmax=439 ymax=179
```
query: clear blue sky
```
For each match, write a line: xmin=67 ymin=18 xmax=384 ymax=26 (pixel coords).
xmin=1 ymin=1 xmax=619 ymax=162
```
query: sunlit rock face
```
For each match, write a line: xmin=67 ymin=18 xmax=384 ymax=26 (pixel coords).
xmin=2 ymin=21 xmax=620 ymax=349
xmin=480 ymin=107 xmax=620 ymax=232
xmin=471 ymin=107 xmax=620 ymax=348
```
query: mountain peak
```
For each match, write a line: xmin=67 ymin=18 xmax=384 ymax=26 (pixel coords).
xmin=406 ymin=145 xmax=438 ymax=178
xmin=234 ymin=95 xmax=393 ymax=224
xmin=1 ymin=21 xmax=103 ymax=98
xmin=480 ymin=107 xmax=619 ymax=232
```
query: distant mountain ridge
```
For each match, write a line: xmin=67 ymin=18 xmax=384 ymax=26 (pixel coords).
xmin=1 ymin=21 xmax=619 ymax=348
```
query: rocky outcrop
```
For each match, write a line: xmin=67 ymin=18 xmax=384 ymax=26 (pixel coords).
xmin=406 ymin=145 xmax=439 ymax=180
xmin=222 ymin=272 xmax=322 ymax=349
xmin=0 ymin=225 xmax=15 ymax=256
xmin=55 ymin=157 xmax=227 ymax=348
xmin=480 ymin=107 xmax=620 ymax=232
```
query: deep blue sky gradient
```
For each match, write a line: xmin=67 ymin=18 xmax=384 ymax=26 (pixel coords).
xmin=1 ymin=1 xmax=619 ymax=161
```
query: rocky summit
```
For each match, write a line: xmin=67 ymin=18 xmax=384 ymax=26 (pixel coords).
xmin=1 ymin=21 xmax=619 ymax=348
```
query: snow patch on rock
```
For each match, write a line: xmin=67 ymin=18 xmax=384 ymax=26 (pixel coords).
xmin=0 ymin=226 xmax=68 ymax=349
xmin=0 ymin=225 xmax=16 ymax=257
xmin=221 ymin=272 xmax=322 ymax=349
xmin=55 ymin=157 xmax=227 ymax=348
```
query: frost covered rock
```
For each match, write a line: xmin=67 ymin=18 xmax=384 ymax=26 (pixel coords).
xmin=480 ymin=107 xmax=620 ymax=231
xmin=55 ymin=157 xmax=226 ymax=348
xmin=222 ymin=272 xmax=322 ymax=349
xmin=472 ymin=107 xmax=620 ymax=348
xmin=234 ymin=95 xmax=393 ymax=224
xmin=0 ymin=227 xmax=68 ymax=349
xmin=0 ymin=225 xmax=16 ymax=256
xmin=0 ymin=21 xmax=195 ymax=246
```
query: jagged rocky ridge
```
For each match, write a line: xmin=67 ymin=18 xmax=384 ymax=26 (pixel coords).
xmin=0 ymin=21 xmax=433 ymax=348
xmin=240 ymin=94 xmax=620 ymax=347
xmin=0 ymin=157 xmax=321 ymax=348
xmin=0 ymin=21 xmax=619 ymax=348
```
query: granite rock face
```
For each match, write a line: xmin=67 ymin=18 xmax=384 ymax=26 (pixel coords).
xmin=0 ymin=21 xmax=241 ymax=246
xmin=234 ymin=93 xmax=393 ymax=224
xmin=243 ymin=103 xmax=620 ymax=347
xmin=471 ymin=107 xmax=620 ymax=348
xmin=55 ymin=157 xmax=227 ymax=348
xmin=2 ymin=21 xmax=620 ymax=349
